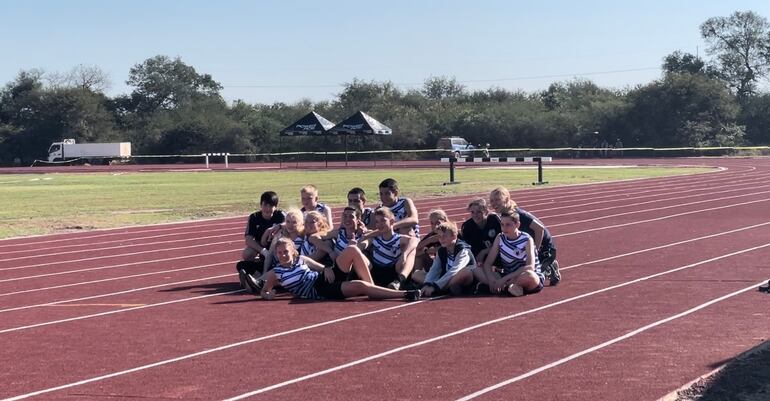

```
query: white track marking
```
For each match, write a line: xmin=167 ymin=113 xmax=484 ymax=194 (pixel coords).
xmin=556 ymin=198 xmax=770 ymax=237
xmin=0 ymin=242 xmax=239 ymax=275
xmin=6 ymin=243 xmax=767 ymax=401
xmin=219 ymin=244 xmax=770 ymax=400
xmin=0 ymin=247 xmax=240 ymax=284
xmin=0 ymin=301 xmax=427 ymax=401
xmin=0 ymin=264 xmax=236 ymax=313
xmin=551 ymin=188 xmax=770 ymax=227
xmin=454 ymin=280 xmax=767 ymax=400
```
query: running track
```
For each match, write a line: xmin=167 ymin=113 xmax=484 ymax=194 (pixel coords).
xmin=1 ymin=157 xmax=769 ymax=400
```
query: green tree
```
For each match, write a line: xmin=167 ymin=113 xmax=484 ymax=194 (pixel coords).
xmin=700 ymin=10 xmax=770 ymax=101
xmin=126 ymin=55 xmax=223 ymax=113
xmin=662 ymin=51 xmax=707 ymax=75
xmin=624 ymin=73 xmax=744 ymax=147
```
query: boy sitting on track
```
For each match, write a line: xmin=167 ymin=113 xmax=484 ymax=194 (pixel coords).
xmin=378 ymin=178 xmax=420 ymax=236
xmin=413 ymin=221 xmax=475 ymax=297
xmin=362 ymin=207 xmax=419 ymax=290
xmin=260 ymin=238 xmax=421 ymax=302
xmin=347 ymin=187 xmax=374 ymax=229
xmin=301 ymin=184 xmax=334 ymax=227
xmin=474 ymin=211 xmax=544 ymax=297
xmin=490 ymin=186 xmax=561 ymax=286
xmin=237 ymin=191 xmax=285 ymax=292
xmin=460 ymin=198 xmax=501 ymax=267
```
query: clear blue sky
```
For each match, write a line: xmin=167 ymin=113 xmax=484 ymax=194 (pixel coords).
xmin=2 ymin=0 xmax=769 ymax=104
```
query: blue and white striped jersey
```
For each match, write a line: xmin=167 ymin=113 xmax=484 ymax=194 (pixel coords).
xmin=300 ymin=235 xmax=316 ymax=257
xmin=371 ymin=233 xmax=402 ymax=268
xmin=497 ymin=231 xmax=541 ymax=275
xmin=388 ymin=198 xmax=420 ymax=236
xmin=333 ymin=227 xmax=362 ymax=253
xmin=273 ymin=259 xmax=321 ymax=300
xmin=301 ymin=202 xmax=329 ymax=215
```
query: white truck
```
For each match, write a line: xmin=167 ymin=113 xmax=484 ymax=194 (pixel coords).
xmin=47 ymin=139 xmax=131 ymax=164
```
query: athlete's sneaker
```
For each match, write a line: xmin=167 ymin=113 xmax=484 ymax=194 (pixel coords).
xmin=387 ymin=280 xmax=401 ymax=290
xmin=760 ymin=280 xmax=770 ymax=293
xmin=549 ymin=260 xmax=561 ymax=286
xmin=243 ymin=273 xmax=264 ymax=294
xmin=506 ymin=284 xmax=525 ymax=297
xmin=238 ymin=268 xmax=250 ymax=291
xmin=474 ymin=282 xmax=491 ymax=295
xmin=404 ymin=289 xmax=421 ymax=302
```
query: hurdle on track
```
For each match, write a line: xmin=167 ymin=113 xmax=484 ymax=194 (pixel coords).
xmin=202 ymin=153 xmax=230 ymax=169
xmin=440 ymin=156 xmax=553 ymax=185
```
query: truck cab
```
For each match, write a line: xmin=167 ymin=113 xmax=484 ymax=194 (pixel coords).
xmin=436 ymin=137 xmax=476 ymax=159
xmin=47 ymin=139 xmax=75 ymax=162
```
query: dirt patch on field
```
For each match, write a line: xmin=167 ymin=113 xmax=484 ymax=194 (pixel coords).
xmin=673 ymin=340 xmax=770 ymax=401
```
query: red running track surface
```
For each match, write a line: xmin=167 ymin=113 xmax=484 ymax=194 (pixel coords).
xmin=1 ymin=157 xmax=769 ymax=400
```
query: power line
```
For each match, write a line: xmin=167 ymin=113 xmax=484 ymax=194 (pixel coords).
xmin=222 ymin=67 xmax=661 ymax=89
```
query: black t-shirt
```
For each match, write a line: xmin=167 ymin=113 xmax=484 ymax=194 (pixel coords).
xmin=245 ymin=210 xmax=286 ymax=246
xmin=515 ymin=207 xmax=554 ymax=250
xmin=460 ymin=214 xmax=502 ymax=256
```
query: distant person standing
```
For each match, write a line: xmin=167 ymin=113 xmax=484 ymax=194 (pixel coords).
xmin=614 ymin=138 xmax=624 ymax=158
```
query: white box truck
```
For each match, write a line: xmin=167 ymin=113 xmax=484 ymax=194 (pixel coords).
xmin=47 ymin=139 xmax=131 ymax=164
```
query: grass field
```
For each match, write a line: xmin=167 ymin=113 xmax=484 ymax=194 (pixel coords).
xmin=0 ymin=166 xmax=713 ymax=239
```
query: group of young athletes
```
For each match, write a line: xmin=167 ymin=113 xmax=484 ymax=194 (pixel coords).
xmin=235 ymin=178 xmax=561 ymax=303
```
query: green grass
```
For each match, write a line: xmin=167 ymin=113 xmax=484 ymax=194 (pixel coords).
xmin=0 ymin=166 xmax=714 ymax=239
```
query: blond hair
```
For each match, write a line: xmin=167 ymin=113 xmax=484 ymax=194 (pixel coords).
xmin=304 ymin=210 xmax=330 ymax=235
xmin=436 ymin=221 xmax=459 ymax=236
xmin=428 ymin=209 xmax=449 ymax=223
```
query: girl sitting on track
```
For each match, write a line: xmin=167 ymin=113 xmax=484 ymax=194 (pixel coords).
xmin=300 ymin=211 xmax=335 ymax=265
xmin=413 ymin=221 xmax=475 ymax=297
xmin=378 ymin=178 xmax=420 ymax=236
xmin=489 ymin=186 xmax=561 ymax=286
xmin=413 ymin=209 xmax=450 ymax=272
xmin=362 ymin=207 xmax=419 ymax=290
xmin=260 ymin=238 xmax=421 ymax=302
xmin=301 ymin=184 xmax=334 ymax=227
xmin=262 ymin=209 xmax=305 ymax=271
xmin=474 ymin=211 xmax=544 ymax=297
xmin=460 ymin=198 xmax=501 ymax=267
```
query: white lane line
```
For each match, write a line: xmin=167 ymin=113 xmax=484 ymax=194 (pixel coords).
xmin=559 ymin=221 xmax=770 ymax=272
xmin=454 ymin=279 xmax=767 ymax=400
xmin=0 ymin=248 xmax=240 ymax=285
xmin=0 ymin=163 xmax=733 ymax=250
xmin=6 ymin=220 xmax=770 ymax=317
xmin=219 ymin=244 xmax=770 ymax=401
xmin=0 ymin=218 xmax=242 ymax=248
xmin=551 ymin=188 xmax=770 ymax=227
xmin=0 ymin=234 xmax=238 ymax=268
xmin=0 ymin=301 xmax=427 ymax=401
xmin=7 ymin=242 xmax=766 ymax=401
xmin=542 ymin=180 xmax=770 ymax=219
xmin=556 ymin=198 xmax=770 ymax=237
xmin=0 ymin=242 xmax=239 ymax=277
xmin=0 ymin=264 xmax=236 ymax=313
xmin=0 ymin=226 xmax=236 ymax=257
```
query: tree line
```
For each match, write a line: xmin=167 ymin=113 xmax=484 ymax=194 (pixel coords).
xmin=1 ymin=10 xmax=770 ymax=165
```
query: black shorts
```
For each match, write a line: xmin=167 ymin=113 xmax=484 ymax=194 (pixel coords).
xmin=370 ymin=263 xmax=398 ymax=287
xmin=524 ymin=274 xmax=545 ymax=295
xmin=235 ymin=259 xmax=264 ymax=275
xmin=313 ymin=265 xmax=348 ymax=300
